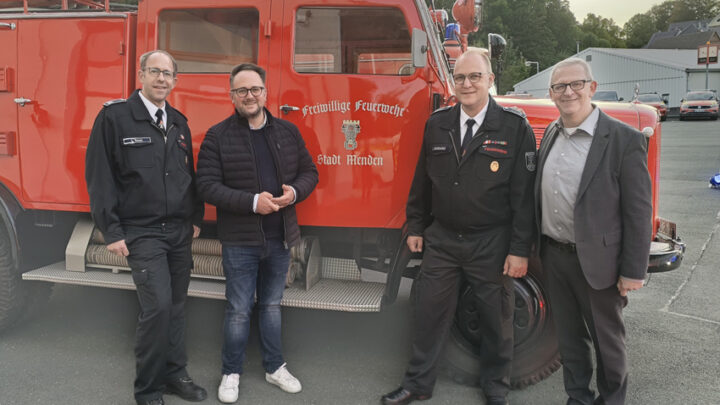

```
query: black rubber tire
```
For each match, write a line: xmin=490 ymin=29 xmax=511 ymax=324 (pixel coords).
xmin=441 ymin=257 xmax=561 ymax=389
xmin=0 ymin=221 xmax=24 ymax=332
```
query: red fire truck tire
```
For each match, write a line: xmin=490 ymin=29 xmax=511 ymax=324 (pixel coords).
xmin=441 ymin=258 xmax=561 ymax=389
xmin=0 ymin=222 xmax=24 ymax=332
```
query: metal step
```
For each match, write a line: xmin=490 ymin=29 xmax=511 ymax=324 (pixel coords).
xmin=22 ymin=261 xmax=384 ymax=312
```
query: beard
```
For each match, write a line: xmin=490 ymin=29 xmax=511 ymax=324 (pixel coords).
xmin=236 ymin=101 xmax=264 ymax=120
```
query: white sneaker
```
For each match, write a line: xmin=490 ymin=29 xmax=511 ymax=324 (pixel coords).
xmin=265 ymin=363 xmax=302 ymax=393
xmin=218 ymin=373 xmax=240 ymax=403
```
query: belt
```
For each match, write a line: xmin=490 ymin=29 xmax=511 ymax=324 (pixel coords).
xmin=543 ymin=235 xmax=577 ymax=253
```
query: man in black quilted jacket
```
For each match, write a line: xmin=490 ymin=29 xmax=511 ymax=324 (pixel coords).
xmin=196 ymin=63 xmax=318 ymax=404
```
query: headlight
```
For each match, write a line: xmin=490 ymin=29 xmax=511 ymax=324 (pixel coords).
xmin=711 ymin=101 xmax=718 ymax=107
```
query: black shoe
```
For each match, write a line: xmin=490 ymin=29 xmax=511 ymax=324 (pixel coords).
xmin=136 ymin=398 xmax=164 ymax=405
xmin=165 ymin=376 xmax=208 ymax=402
xmin=381 ymin=387 xmax=432 ymax=405
xmin=486 ymin=395 xmax=509 ymax=405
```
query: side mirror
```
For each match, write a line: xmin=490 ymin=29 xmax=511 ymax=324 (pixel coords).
xmin=661 ymin=93 xmax=670 ymax=104
xmin=619 ymin=97 xmax=624 ymax=101
xmin=412 ymin=28 xmax=428 ymax=68
xmin=488 ymin=33 xmax=506 ymax=60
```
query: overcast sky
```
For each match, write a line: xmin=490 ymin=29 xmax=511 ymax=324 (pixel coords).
xmin=569 ymin=0 xmax=662 ymax=26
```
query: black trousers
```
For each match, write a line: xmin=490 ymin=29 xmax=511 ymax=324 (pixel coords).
xmin=402 ymin=222 xmax=514 ymax=397
xmin=125 ymin=222 xmax=193 ymax=403
xmin=541 ymin=238 xmax=629 ymax=405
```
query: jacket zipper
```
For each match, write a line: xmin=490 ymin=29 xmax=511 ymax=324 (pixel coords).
xmin=246 ymin=128 xmax=267 ymax=245
xmin=160 ymin=122 xmax=175 ymax=221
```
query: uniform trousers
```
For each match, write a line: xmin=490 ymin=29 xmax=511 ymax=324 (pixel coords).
xmin=402 ymin=222 xmax=514 ymax=397
xmin=541 ymin=238 xmax=629 ymax=405
xmin=125 ymin=221 xmax=193 ymax=403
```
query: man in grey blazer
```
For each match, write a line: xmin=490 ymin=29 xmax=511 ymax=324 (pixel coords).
xmin=535 ymin=58 xmax=652 ymax=405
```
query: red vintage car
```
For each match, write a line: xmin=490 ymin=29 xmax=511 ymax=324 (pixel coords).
xmin=633 ymin=93 xmax=668 ymax=121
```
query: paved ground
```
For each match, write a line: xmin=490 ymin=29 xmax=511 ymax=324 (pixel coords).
xmin=1 ymin=118 xmax=719 ymax=405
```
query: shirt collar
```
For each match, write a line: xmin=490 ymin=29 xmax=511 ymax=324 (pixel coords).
xmin=138 ymin=91 xmax=167 ymax=123
xmin=560 ymin=106 xmax=599 ymax=137
xmin=249 ymin=112 xmax=268 ymax=130
xmin=459 ymin=102 xmax=489 ymax=133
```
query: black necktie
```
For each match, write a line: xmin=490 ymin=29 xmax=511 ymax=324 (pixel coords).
xmin=462 ymin=119 xmax=475 ymax=154
xmin=155 ymin=109 xmax=164 ymax=129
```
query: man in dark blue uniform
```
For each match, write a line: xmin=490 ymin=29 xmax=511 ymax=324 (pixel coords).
xmin=86 ymin=50 xmax=206 ymax=405
xmin=382 ymin=48 xmax=536 ymax=405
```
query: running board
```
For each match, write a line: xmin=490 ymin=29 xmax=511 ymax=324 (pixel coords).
xmin=22 ymin=262 xmax=384 ymax=312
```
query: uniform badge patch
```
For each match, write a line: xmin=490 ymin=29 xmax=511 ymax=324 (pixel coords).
xmin=525 ymin=151 xmax=537 ymax=172
xmin=490 ymin=161 xmax=499 ymax=172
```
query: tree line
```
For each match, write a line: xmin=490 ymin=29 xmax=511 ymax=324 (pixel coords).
xmin=430 ymin=0 xmax=720 ymax=93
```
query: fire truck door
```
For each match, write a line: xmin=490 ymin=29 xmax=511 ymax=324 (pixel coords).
xmin=16 ymin=17 xmax=126 ymax=206
xmin=153 ymin=2 xmax=272 ymax=151
xmin=277 ymin=1 xmax=432 ymax=229
xmin=0 ymin=20 xmax=19 ymax=190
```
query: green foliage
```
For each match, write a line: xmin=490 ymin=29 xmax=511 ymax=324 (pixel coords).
xmin=427 ymin=0 xmax=720 ymax=91
xmin=624 ymin=13 xmax=656 ymax=48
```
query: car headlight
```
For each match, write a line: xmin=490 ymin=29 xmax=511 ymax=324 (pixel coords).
xmin=711 ymin=101 xmax=718 ymax=107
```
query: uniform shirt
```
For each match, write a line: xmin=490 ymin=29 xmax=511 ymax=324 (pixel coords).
xmin=138 ymin=91 xmax=168 ymax=133
xmin=541 ymin=106 xmax=599 ymax=243
xmin=459 ymin=102 xmax=489 ymax=145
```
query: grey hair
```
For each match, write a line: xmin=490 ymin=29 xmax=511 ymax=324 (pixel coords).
xmin=549 ymin=57 xmax=594 ymax=85
xmin=139 ymin=50 xmax=178 ymax=76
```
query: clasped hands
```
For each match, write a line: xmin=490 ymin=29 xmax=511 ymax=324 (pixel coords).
xmin=256 ymin=184 xmax=295 ymax=215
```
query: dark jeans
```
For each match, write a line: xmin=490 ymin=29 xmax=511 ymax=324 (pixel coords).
xmin=221 ymin=238 xmax=290 ymax=375
xmin=125 ymin=222 xmax=193 ymax=403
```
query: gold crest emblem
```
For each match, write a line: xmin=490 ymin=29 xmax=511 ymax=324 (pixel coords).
xmin=490 ymin=161 xmax=499 ymax=172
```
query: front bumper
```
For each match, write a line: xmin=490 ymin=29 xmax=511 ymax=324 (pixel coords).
xmin=680 ymin=108 xmax=718 ymax=118
xmin=648 ymin=218 xmax=685 ymax=273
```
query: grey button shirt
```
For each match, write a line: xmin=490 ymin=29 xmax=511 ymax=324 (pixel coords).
xmin=541 ymin=107 xmax=600 ymax=243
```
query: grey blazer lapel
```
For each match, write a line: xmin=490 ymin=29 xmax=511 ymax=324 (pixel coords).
xmin=576 ymin=111 xmax=611 ymax=202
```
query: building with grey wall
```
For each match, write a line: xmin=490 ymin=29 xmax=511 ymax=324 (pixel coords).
xmin=513 ymin=48 xmax=720 ymax=108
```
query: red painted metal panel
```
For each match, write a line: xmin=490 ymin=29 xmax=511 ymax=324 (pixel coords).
xmin=0 ymin=18 xmax=23 ymax=202
xmin=16 ymin=17 xmax=128 ymax=206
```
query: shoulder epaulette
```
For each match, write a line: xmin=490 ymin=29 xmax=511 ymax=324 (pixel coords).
xmin=103 ymin=98 xmax=126 ymax=107
xmin=170 ymin=108 xmax=188 ymax=122
xmin=501 ymin=105 xmax=527 ymax=119
xmin=431 ymin=105 xmax=453 ymax=115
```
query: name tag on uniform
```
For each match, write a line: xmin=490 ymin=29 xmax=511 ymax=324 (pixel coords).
xmin=431 ymin=144 xmax=450 ymax=153
xmin=122 ymin=137 xmax=152 ymax=145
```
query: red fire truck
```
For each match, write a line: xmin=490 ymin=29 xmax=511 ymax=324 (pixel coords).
xmin=0 ymin=0 xmax=684 ymax=389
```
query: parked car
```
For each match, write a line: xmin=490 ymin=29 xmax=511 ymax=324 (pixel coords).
xmin=592 ymin=90 xmax=623 ymax=102
xmin=680 ymin=90 xmax=719 ymax=120
xmin=633 ymin=93 xmax=668 ymax=121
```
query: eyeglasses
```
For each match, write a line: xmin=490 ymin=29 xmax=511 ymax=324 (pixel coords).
xmin=230 ymin=86 xmax=265 ymax=97
xmin=452 ymin=72 xmax=490 ymax=85
xmin=550 ymin=80 xmax=591 ymax=94
xmin=144 ymin=67 xmax=175 ymax=79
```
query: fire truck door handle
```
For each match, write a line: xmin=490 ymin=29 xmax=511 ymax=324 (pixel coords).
xmin=280 ymin=104 xmax=299 ymax=115
xmin=0 ymin=23 xmax=16 ymax=30
xmin=14 ymin=98 xmax=32 ymax=107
